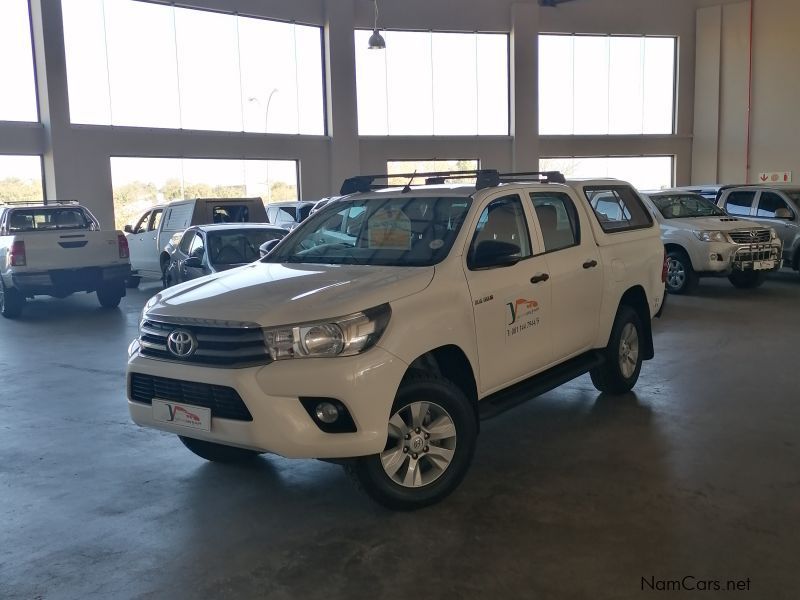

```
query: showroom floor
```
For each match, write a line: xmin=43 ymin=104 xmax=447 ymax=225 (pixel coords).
xmin=1 ymin=276 xmax=798 ymax=600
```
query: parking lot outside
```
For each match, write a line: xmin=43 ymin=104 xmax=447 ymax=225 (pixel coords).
xmin=1 ymin=275 xmax=797 ymax=600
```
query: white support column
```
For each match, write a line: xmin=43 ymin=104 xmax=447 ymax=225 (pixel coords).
xmin=510 ymin=2 xmax=540 ymax=172
xmin=324 ymin=0 xmax=361 ymax=196
xmin=29 ymin=0 xmax=115 ymax=227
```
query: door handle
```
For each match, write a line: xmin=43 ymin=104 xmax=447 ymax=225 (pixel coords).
xmin=530 ymin=273 xmax=550 ymax=284
xmin=582 ymin=260 xmax=598 ymax=269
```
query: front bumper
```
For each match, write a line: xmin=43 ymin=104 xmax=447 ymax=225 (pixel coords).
xmin=693 ymin=242 xmax=782 ymax=274
xmin=10 ymin=264 xmax=131 ymax=295
xmin=126 ymin=344 xmax=408 ymax=459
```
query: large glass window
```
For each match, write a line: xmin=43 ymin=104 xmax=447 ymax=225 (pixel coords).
xmin=539 ymin=35 xmax=676 ymax=135
xmin=110 ymin=157 xmax=298 ymax=230
xmin=539 ymin=156 xmax=674 ymax=190
xmin=0 ymin=0 xmax=38 ymax=122
xmin=0 ymin=155 xmax=44 ymax=202
xmin=355 ymin=31 xmax=509 ymax=136
xmin=387 ymin=159 xmax=479 ymax=185
xmin=61 ymin=0 xmax=324 ymax=133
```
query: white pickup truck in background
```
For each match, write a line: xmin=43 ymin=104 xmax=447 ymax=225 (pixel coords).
xmin=0 ymin=202 xmax=131 ymax=319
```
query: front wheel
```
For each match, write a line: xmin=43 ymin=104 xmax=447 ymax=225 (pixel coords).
xmin=346 ymin=373 xmax=477 ymax=510
xmin=179 ymin=436 xmax=262 ymax=463
xmin=590 ymin=306 xmax=644 ymax=394
xmin=96 ymin=282 xmax=124 ymax=308
xmin=0 ymin=282 xmax=25 ymax=319
xmin=728 ymin=270 xmax=766 ymax=289
xmin=665 ymin=250 xmax=698 ymax=294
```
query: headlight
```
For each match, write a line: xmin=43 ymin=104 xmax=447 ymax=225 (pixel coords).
xmin=693 ymin=230 xmax=727 ymax=243
xmin=264 ymin=304 xmax=392 ymax=360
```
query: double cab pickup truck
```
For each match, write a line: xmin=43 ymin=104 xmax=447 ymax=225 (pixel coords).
xmin=127 ymin=170 xmax=666 ymax=509
xmin=643 ymin=190 xmax=781 ymax=294
xmin=0 ymin=202 xmax=131 ymax=318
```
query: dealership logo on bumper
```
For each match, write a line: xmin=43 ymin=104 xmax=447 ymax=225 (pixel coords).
xmin=166 ymin=329 xmax=198 ymax=358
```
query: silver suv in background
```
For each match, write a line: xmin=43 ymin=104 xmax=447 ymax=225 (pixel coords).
xmin=717 ymin=185 xmax=800 ymax=277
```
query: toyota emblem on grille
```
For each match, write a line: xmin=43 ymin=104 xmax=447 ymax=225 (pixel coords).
xmin=166 ymin=329 xmax=198 ymax=358
xmin=751 ymin=231 xmax=758 ymax=239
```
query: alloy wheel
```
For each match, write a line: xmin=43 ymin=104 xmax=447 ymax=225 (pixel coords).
xmin=380 ymin=401 xmax=457 ymax=488
xmin=667 ymin=258 xmax=686 ymax=291
xmin=618 ymin=322 xmax=640 ymax=379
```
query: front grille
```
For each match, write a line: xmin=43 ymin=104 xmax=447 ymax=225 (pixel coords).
xmin=129 ymin=373 xmax=253 ymax=421
xmin=729 ymin=229 xmax=772 ymax=244
xmin=733 ymin=245 xmax=777 ymax=263
xmin=139 ymin=319 xmax=270 ymax=368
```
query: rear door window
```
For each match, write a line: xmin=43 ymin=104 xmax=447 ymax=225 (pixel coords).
xmin=530 ymin=192 xmax=580 ymax=252
xmin=755 ymin=192 xmax=791 ymax=218
xmin=583 ymin=186 xmax=653 ymax=232
xmin=149 ymin=209 xmax=163 ymax=231
xmin=724 ymin=191 xmax=756 ymax=216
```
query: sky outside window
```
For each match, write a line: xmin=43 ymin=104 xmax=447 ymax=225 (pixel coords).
xmin=540 ymin=156 xmax=673 ymax=190
xmin=0 ymin=0 xmax=38 ymax=122
xmin=61 ymin=0 xmax=324 ymax=134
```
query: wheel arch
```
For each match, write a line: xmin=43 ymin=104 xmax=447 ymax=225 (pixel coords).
xmin=618 ymin=285 xmax=654 ymax=361
xmin=664 ymin=242 xmax=693 ymax=269
xmin=406 ymin=345 xmax=480 ymax=430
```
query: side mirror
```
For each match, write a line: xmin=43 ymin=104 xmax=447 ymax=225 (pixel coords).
xmin=469 ymin=240 xmax=522 ymax=269
xmin=184 ymin=256 xmax=202 ymax=268
xmin=774 ymin=207 xmax=793 ymax=219
xmin=259 ymin=239 xmax=280 ymax=258
xmin=124 ymin=224 xmax=133 ymax=233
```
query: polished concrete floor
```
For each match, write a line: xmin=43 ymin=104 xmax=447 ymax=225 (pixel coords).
xmin=1 ymin=273 xmax=798 ymax=599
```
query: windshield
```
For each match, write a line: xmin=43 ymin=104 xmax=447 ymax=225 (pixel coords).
xmin=265 ymin=195 xmax=472 ymax=266
xmin=207 ymin=229 xmax=286 ymax=265
xmin=7 ymin=208 xmax=97 ymax=232
xmin=650 ymin=194 xmax=726 ymax=219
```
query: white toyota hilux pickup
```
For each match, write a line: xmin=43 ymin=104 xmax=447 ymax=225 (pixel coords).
xmin=643 ymin=190 xmax=782 ymax=294
xmin=0 ymin=202 xmax=131 ymax=319
xmin=127 ymin=171 xmax=666 ymax=509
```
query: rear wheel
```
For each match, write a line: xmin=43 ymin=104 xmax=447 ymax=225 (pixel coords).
xmin=665 ymin=249 xmax=698 ymax=294
xmin=96 ymin=282 xmax=124 ymax=308
xmin=346 ymin=372 xmax=477 ymax=510
xmin=0 ymin=282 xmax=25 ymax=319
xmin=590 ymin=306 xmax=643 ymax=394
xmin=179 ymin=436 xmax=261 ymax=463
xmin=728 ymin=270 xmax=766 ymax=289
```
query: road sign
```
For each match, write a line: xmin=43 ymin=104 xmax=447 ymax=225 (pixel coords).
xmin=758 ymin=171 xmax=792 ymax=183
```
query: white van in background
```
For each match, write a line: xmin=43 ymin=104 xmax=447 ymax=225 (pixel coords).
xmin=124 ymin=198 xmax=268 ymax=287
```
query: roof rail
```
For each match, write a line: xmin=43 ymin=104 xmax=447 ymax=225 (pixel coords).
xmin=0 ymin=199 xmax=79 ymax=207
xmin=340 ymin=169 xmax=565 ymax=195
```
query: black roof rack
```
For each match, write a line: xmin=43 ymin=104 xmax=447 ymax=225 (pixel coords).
xmin=340 ymin=169 xmax=566 ymax=195
xmin=0 ymin=199 xmax=79 ymax=207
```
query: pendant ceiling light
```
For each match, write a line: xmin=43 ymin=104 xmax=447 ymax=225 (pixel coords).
xmin=368 ymin=0 xmax=386 ymax=49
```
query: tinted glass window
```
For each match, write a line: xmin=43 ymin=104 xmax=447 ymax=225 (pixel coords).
xmin=724 ymin=191 xmax=755 ymax=216
xmin=584 ymin=186 xmax=653 ymax=232
xmin=208 ymin=229 xmax=286 ymax=265
xmin=179 ymin=230 xmax=196 ymax=254
xmin=530 ymin=192 xmax=579 ymax=252
xmin=188 ymin=232 xmax=205 ymax=257
xmin=8 ymin=208 xmax=94 ymax=232
xmin=149 ymin=209 xmax=163 ymax=231
xmin=133 ymin=211 xmax=150 ymax=234
xmin=469 ymin=195 xmax=532 ymax=263
xmin=213 ymin=205 xmax=249 ymax=223
xmin=756 ymin=192 xmax=789 ymax=218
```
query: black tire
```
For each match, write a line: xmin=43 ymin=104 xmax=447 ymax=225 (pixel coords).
xmin=179 ymin=436 xmax=261 ymax=463
xmin=96 ymin=282 xmax=124 ymax=308
xmin=125 ymin=275 xmax=141 ymax=289
xmin=728 ymin=270 xmax=766 ymax=289
xmin=665 ymin=249 xmax=698 ymax=294
xmin=0 ymin=281 xmax=25 ymax=319
xmin=590 ymin=305 xmax=644 ymax=395
xmin=346 ymin=372 xmax=477 ymax=510
xmin=162 ymin=267 xmax=175 ymax=289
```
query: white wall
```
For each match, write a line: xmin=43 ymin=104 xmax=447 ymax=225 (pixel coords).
xmin=1 ymin=0 xmax=703 ymax=228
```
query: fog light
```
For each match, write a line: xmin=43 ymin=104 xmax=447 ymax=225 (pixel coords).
xmin=709 ymin=253 xmax=721 ymax=261
xmin=315 ymin=402 xmax=339 ymax=424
